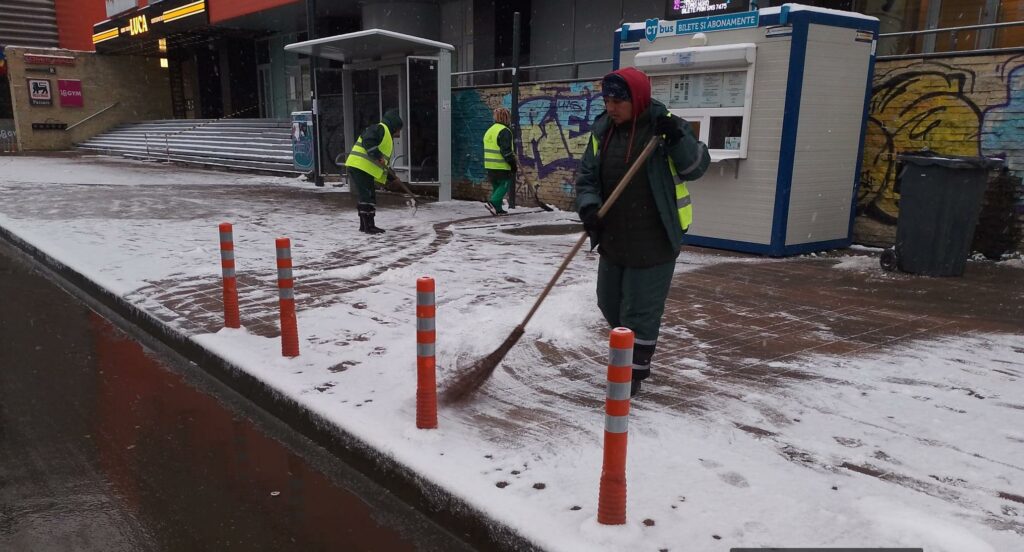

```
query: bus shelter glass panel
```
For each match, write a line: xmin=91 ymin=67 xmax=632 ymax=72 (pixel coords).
xmin=408 ymin=56 xmax=439 ymax=183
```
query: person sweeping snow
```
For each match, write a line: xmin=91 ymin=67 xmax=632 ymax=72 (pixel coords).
xmin=575 ymin=67 xmax=710 ymax=397
xmin=344 ymin=108 xmax=404 ymax=234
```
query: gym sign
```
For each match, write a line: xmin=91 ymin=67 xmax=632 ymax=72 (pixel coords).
xmin=93 ymin=0 xmax=207 ymax=50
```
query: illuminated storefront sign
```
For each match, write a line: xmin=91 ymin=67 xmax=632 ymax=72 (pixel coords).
xmin=665 ymin=0 xmax=752 ymax=20
xmin=92 ymin=0 xmax=208 ymax=51
xmin=127 ymin=14 xmax=150 ymax=37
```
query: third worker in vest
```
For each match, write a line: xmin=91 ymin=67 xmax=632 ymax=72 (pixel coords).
xmin=482 ymin=107 xmax=518 ymax=215
xmin=574 ymin=67 xmax=710 ymax=397
xmin=345 ymin=108 xmax=404 ymax=234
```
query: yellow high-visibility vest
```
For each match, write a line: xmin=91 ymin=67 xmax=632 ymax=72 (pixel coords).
xmin=345 ymin=123 xmax=393 ymax=184
xmin=483 ymin=123 xmax=512 ymax=171
xmin=589 ymin=133 xmax=693 ymax=232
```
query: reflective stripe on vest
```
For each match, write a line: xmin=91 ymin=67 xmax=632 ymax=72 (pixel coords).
xmin=483 ymin=123 xmax=511 ymax=171
xmin=345 ymin=123 xmax=393 ymax=183
xmin=668 ymin=157 xmax=692 ymax=232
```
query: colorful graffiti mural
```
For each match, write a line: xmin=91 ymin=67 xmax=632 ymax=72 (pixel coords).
xmin=451 ymin=81 xmax=604 ymax=209
xmin=861 ymin=54 xmax=1024 ymax=219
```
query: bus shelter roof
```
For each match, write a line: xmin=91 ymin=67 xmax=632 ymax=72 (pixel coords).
xmin=284 ymin=28 xmax=454 ymax=63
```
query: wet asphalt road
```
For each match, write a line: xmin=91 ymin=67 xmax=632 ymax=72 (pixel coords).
xmin=0 ymin=239 xmax=476 ymax=552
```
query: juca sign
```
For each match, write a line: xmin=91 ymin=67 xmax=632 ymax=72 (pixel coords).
xmin=58 ymin=79 xmax=84 ymax=108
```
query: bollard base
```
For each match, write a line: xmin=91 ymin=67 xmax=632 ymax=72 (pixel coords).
xmin=597 ymin=475 xmax=627 ymax=525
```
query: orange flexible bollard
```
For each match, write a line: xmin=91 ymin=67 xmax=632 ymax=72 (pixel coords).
xmin=416 ymin=277 xmax=438 ymax=429
xmin=219 ymin=223 xmax=240 ymax=329
xmin=597 ymin=327 xmax=634 ymax=525
xmin=276 ymin=237 xmax=299 ymax=357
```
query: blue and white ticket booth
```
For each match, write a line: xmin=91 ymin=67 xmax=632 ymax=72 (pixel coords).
xmin=616 ymin=4 xmax=879 ymax=256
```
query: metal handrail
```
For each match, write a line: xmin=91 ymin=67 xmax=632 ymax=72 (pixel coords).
xmin=878 ymin=45 xmax=1024 ymax=60
xmin=452 ymin=67 xmax=513 ymax=77
xmin=64 ymin=102 xmax=120 ymax=131
xmin=877 ymin=19 xmax=1024 ymax=60
xmin=880 ymin=19 xmax=1023 ymax=38
xmin=143 ymin=104 xmax=259 ymax=161
xmin=451 ymin=58 xmax=614 ymax=78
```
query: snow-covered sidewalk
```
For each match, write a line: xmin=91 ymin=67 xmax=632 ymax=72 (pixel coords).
xmin=2 ymin=155 xmax=1022 ymax=552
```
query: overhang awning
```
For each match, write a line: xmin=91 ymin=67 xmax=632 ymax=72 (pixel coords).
xmin=283 ymin=28 xmax=454 ymax=63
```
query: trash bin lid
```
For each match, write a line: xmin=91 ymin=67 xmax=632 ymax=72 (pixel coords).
xmin=897 ymin=153 xmax=1004 ymax=170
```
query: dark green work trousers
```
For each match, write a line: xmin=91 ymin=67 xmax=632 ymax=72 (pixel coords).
xmin=351 ymin=168 xmax=377 ymax=210
xmin=489 ymin=177 xmax=511 ymax=213
xmin=596 ymin=256 xmax=675 ymax=381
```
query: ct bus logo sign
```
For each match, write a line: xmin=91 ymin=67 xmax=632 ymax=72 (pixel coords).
xmin=646 ymin=18 xmax=660 ymax=42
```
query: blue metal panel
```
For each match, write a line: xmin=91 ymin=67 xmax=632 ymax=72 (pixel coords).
xmin=781 ymin=237 xmax=853 ymax=256
xmin=768 ymin=14 xmax=809 ymax=256
xmin=682 ymin=234 xmax=774 ymax=256
xmin=613 ymin=28 xmax=622 ymax=70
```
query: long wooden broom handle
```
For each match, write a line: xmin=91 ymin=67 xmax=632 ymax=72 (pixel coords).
xmin=516 ymin=136 xmax=662 ymax=330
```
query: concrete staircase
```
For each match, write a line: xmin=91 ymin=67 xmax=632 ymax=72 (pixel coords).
xmin=76 ymin=119 xmax=302 ymax=175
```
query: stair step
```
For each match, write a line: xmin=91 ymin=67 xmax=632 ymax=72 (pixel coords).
xmin=120 ymin=153 xmax=302 ymax=175
xmin=84 ymin=135 xmax=292 ymax=148
xmin=78 ymin=142 xmax=294 ymax=162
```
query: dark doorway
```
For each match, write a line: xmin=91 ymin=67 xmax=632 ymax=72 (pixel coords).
xmin=194 ymin=46 xmax=224 ymax=118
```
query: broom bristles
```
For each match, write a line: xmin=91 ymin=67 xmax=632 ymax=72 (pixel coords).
xmin=441 ymin=326 xmax=526 ymax=404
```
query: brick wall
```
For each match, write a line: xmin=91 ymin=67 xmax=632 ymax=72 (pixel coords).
xmin=862 ymin=53 xmax=1024 ymax=218
xmin=6 ymin=46 xmax=173 ymax=151
xmin=452 ymin=80 xmax=604 ymax=210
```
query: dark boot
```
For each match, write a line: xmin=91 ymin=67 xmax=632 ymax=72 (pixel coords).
xmin=631 ymin=340 xmax=656 ymax=398
xmin=358 ymin=212 xmax=367 ymax=233
xmin=365 ymin=212 xmax=385 ymax=234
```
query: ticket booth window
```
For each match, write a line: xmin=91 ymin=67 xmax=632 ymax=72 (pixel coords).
xmin=646 ymin=50 xmax=756 ymax=161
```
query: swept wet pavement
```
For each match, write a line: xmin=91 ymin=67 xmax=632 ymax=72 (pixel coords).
xmin=0 ymin=240 xmax=476 ymax=551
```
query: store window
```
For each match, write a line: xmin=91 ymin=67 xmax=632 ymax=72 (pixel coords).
xmin=994 ymin=0 xmax=1024 ymax=47
xmin=870 ymin=0 xmax=1024 ymax=55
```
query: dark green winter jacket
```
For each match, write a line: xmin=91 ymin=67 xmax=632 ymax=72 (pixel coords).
xmin=359 ymin=108 xmax=404 ymax=162
xmin=574 ymin=100 xmax=710 ymax=257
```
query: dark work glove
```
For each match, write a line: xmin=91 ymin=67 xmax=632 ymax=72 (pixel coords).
xmin=580 ymin=204 xmax=602 ymax=250
xmin=655 ymin=115 xmax=684 ymax=146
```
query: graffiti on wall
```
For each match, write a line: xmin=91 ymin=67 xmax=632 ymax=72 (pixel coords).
xmin=862 ymin=54 xmax=1024 ymax=218
xmin=452 ymin=81 xmax=604 ymax=207
xmin=981 ymin=56 xmax=1024 ymax=186
xmin=511 ymin=82 xmax=604 ymax=186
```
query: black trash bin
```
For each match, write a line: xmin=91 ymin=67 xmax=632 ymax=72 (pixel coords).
xmin=880 ymin=153 xmax=1003 ymax=276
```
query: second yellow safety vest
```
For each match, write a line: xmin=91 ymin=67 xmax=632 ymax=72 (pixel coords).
xmin=483 ymin=123 xmax=512 ymax=171
xmin=345 ymin=123 xmax=393 ymax=184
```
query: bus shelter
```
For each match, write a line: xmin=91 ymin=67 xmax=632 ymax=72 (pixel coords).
xmin=285 ymin=29 xmax=453 ymax=200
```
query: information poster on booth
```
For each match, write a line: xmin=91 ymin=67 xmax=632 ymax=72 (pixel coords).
xmin=651 ymin=71 xmax=746 ymax=109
